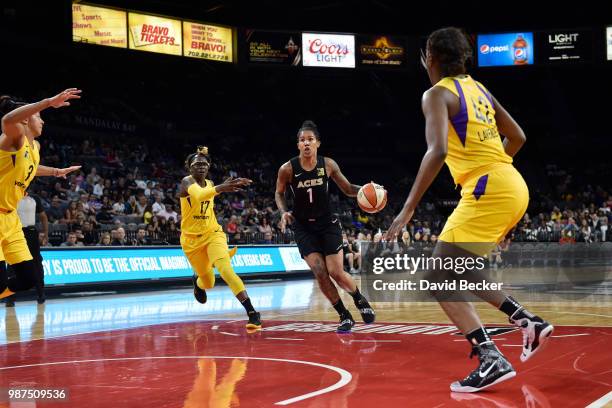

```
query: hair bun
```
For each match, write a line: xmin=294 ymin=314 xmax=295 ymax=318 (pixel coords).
xmin=301 ymin=120 xmax=317 ymax=129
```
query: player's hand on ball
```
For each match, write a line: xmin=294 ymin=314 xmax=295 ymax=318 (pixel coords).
xmin=280 ymin=211 xmax=295 ymax=233
xmin=385 ymin=207 xmax=414 ymax=241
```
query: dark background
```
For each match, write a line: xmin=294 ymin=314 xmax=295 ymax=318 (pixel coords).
xmin=0 ymin=0 xmax=610 ymax=208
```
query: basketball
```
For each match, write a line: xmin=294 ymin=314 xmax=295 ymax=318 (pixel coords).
xmin=357 ymin=182 xmax=387 ymax=213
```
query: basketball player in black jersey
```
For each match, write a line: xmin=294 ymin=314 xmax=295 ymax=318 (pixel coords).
xmin=275 ymin=120 xmax=375 ymax=332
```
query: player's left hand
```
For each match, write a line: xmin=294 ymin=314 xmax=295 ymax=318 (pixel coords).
xmin=385 ymin=207 xmax=414 ymax=241
xmin=56 ymin=165 xmax=82 ymax=178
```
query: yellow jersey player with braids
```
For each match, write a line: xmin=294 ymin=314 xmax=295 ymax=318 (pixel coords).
xmin=386 ymin=28 xmax=552 ymax=392
xmin=0 ymin=90 xmax=82 ymax=300
xmin=180 ymin=146 xmax=262 ymax=330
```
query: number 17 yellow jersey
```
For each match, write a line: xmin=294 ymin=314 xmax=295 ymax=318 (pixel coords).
xmin=180 ymin=178 xmax=221 ymax=235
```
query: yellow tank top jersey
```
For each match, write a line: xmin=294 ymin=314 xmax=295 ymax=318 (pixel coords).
xmin=434 ymin=75 xmax=512 ymax=185
xmin=0 ymin=137 xmax=40 ymax=211
xmin=180 ymin=179 xmax=221 ymax=235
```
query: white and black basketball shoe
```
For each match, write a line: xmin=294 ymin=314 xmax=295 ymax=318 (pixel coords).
xmin=450 ymin=342 xmax=516 ymax=393
xmin=510 ymin=309 xmax=554 ymax=362
xmin=337 ymin=312 xmax=355 ymax=333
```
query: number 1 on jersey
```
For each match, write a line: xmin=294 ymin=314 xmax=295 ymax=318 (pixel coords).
xmin=307 ymin=187 xmax=313 ymax=203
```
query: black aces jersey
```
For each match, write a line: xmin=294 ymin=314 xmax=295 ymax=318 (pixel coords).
xmin=289 ymin=155 xmax=331 ymax=221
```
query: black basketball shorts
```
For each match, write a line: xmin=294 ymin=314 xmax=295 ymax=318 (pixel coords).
xmin=292 ymin=215 xmax=343 ymax=258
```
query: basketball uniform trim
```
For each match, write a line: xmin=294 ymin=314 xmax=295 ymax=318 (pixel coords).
xmin=451 ymin=79 xmax=469 ymax=147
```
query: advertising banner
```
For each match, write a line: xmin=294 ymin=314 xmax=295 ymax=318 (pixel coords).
xmin=183 ymin=22 xmax=234 ymax=62
xmin=536 ymin=30 xmax=592 ymax=63
xmin=128 ymin=12 xmax=182 ymax=55
xmin=41 ymin=246 xmax=308 ymax=285
xmin=246 ymin=30 xmax=301 ymax=65
xmin=477 ymin=32 xmax=534 ymax=67
xmin=72 ymin=3 xmax=127 ymax=48
xmin=357 ymin=35 xmax=406 ymax=67
xmin=302 ymin=32 xmax=355 ymax=68
xmin=607 ymin=27 xmax=612 ymax=61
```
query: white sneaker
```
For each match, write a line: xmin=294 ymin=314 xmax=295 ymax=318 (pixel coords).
xmin=510 ymin=310 xmax=554 ymax=362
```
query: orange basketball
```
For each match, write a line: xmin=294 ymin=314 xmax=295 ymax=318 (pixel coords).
xmin=357 ymin=182 xmax=387 ymax=213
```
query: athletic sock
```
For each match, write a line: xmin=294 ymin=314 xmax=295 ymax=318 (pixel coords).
xmin=466 ymin=327 xmax=492 ymax=347
xmin=499 ymin=296 xmax=522 ymax=317
xmin=240 ymin=297 xmax=256 ymax=314
xmin=500 ymin=296 xmax=543 ymax=322
xmin=332 ymin=299 xmax=349 ymax=316
xmin=349 ymin=288 xmax=362 ymax=302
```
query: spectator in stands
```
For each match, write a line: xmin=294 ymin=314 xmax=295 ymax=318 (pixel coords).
xmin=133 ymin=228 xmax=151 ymax=246
xmin=78 ymin=192 xmax=93 ymax=215
xmin=63 ymin=201 xmax=79 ymax=225
xmin=38 ymin=232 xmax=48 ymax=247
xmin=93 ymin=178 xmax=104 ymax=197
xmin=60 ymin=232 xmax=83 ymax=247
xmin=158 ymin=204 xmax=178 ymax=222
xmin=226 ymin=215 xmax=238 ymax=235
xmin=81 ymin=220 xmax=97 ymax=245
xmin=73 ymin=227 xmax=86 ymax=246
xmin=152 ymin=193 xmax=165 ymax=215
xmin=66 ymin=183 xmax=80 ymax=202
xmin=580 ymin=219 xmax=592 ymax=243
xmin=599 ymin=217 xmax=609 ymax=242
xmin=258 ymin=217 xmax=272 ymax=235
xmin=86 ymin=167 xmax=100 ymax=187
xmin=111 ymin=227 xmax=127 ymax=246
xmin=143 ymin=204 xmax=154 ymax=224
xmin=135 ymin=195 xmax=148 ymax=217
xmin=47 ymin=196 xmax=65 ymax=224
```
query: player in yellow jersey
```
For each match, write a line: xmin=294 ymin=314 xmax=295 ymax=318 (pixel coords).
xmin=386 ymin=28 xmax=552 ymax=392
xmin=0 ymin=90 xmax=82 ymax=300
xmin=180 ymin=146 xmax=262 ymax=330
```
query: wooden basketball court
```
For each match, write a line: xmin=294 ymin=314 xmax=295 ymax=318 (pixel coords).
xmin=1 ymin=274 xmax=610 ymax=407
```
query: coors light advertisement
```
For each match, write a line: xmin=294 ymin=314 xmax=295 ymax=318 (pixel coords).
xmin=301 ymin=32 xmax=355 ymax=68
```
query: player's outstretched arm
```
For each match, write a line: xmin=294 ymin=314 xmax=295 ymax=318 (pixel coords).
xmin=492 ymin=94 xmax=526 ymax=157
xmin=179 ymin=176 xmax=251 ymax=200
xmin=1 ymin=89 xmax=82 ymax=140
xmin=36 ymin=165 xmax=82 ymax=178
xmin=326 ymin=157 xmax=361 ymax=198
xmin=275 ymin=162 xmax=295 ymax=232
xmin=385 ymin=88 xmax=448 ymax=240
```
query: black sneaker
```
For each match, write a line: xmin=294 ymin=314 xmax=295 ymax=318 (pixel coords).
xmin=510 ymin=310 xmax=554 ymax=362
xmin=337 ymin=312 xmax=355 ymax=333
xmin=246 ymin=311 xmax=262 ymax=330
xmin=450 ymin=342 xmax=516 ymax=393
xmin=192 ymin=275 xmax=207 ymax=304
xmin=354 ymin=295 xmax=376 ymax=324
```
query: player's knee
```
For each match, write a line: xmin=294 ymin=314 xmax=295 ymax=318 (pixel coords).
xmin=7 ymin=260 xmax=37 ymax=292
xmin=327 ymin=266 xmax=345 ymax=280
xmin=198 ymin=275 xmax=215 ymax=289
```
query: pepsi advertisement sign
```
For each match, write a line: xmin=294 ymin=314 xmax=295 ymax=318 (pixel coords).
xmin=477 ymin=32 xmax=534 ymax=67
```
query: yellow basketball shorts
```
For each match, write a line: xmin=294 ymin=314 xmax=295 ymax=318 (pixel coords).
xmin=0 ymin=211 xmax=33 ymax=265
xmin=440 ymin=164 xmax=529 ymax=251
xmin=181 ymin=230 xmax=230 ymax=280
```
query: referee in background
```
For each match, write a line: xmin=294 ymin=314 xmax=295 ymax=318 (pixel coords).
xmin=4 ymin=193 xmax=48 ymax=307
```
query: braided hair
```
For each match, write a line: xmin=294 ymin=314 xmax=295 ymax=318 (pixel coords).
xmin=426 ymin=27 xmax=472 ymax=77
xmin=297 ymin=120 xmax=320 ymax=141
xmin=184 ymin=145 xmax=210 ymax=171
